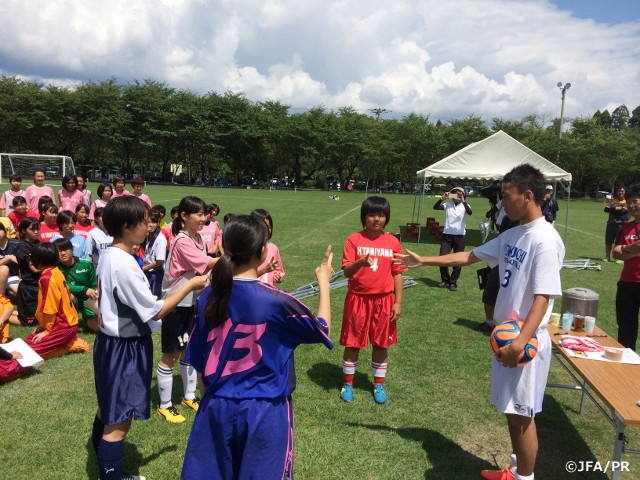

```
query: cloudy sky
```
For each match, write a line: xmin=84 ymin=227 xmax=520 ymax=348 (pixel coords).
xmin=1 ymin=0 xmax=638 ymax=124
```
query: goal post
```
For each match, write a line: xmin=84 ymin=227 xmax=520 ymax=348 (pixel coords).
xmin=0 ymin=153 xmax=76 ymax=184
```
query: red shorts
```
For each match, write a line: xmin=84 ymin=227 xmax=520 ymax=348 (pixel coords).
xmin=340 ymin=291 xmax=397 ymax=349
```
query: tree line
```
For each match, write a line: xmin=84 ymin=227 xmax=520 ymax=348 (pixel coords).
xmin=0 ymin=75 xmax=638 ymax=195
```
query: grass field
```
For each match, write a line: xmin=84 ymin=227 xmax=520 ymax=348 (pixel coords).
xmin=0 ymin=183 xmax=637 ymax=480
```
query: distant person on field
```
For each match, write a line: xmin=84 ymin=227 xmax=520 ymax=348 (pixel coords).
xmin=91 ymin=196 xmax=207 ymax=480
xmin=53 ymin=237 xmax=99 ymax=333
xmin=74 ymin=204 xmax=94 ymax=239
xmin=86 ymin=208 xmax=113 ymax=266
xmin=396 ymin=164 xmax=564 ymax=480
xmin=8 ymin=196 xmax=39 ymax=236
xmin=339 ymin=196 xmax=406 ymax=405
xmin=58 ymin=174 xmax=85 ymax=213
xmin=130 ymin=177 xmax=152 ymax=207
xmin=0 ymin=221 xmax=20 ymax=298
xmin=612 ymin=185 xmax=640 ymax=351
xmin=25 ymin=168 xmax=55 ymax=212
xmin=14 ymin=218 xmax=41 ymax=326
xmin=76 ymin=174 xmax=93 ymax=207
xmin=38 ymin=203 xmax=61 ymax=242
xmin=541 ymin=184 xmax=559 ymax=225
xmin=111 ymin=176 xmax=132 ymax=198
xmin=252 ymin=209 xmax=285 ymax=286
xmin=23 ymin=242 xmax=89 ymax=359
xmin=51 ymin=210 xmax=88 ymax=259
xmin=181 ymin=216 xmax=334 ymax=480
xmin=604 ymin=186 xmax=630 ymax=263
xmin=141 ymin=211 xmax=167 ymax=299
xmin=90 ymin=182 xmax=112 ymax=221
xmin=0 ymin=175 xmax=24 ymax=216
xmin=433 ymin=186 xmax=472 ymax=291
xmin=156 ymin=196 xmax=218 ymax=423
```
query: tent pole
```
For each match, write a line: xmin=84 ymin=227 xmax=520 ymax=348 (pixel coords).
xmin=563 ymin=181 xmax=571 ymax=244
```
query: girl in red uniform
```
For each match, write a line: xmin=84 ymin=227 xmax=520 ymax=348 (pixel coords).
xmin=339 ymin=196 xmax=405 ymax=404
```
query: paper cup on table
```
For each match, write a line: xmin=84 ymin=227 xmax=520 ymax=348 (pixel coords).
xmin=573 ymin=314 xmax=585 ymax=332
xmin=549 ymin=313 xmax=561 ymax=326
xmin=561 ymin=313 xmax=574 ymax=331
xmin=584 ymin=316 xmax=596 ymax=334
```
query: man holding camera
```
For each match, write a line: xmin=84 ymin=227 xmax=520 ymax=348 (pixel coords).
xmin=433 ymin=187 xmax=473 ymax=291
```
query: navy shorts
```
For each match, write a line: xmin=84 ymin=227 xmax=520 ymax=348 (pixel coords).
xmin=182 ymin=395 xmax=294 ymax=480
xmin=94 ymin=332 xmax=153 ymax=425
xmin=481 ymin=266 xmax=501 ymax=307
xmin=161 ymin=305 xmax=194 ymax=354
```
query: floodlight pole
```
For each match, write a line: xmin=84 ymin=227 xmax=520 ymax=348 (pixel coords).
xmin=555 ymin=82 xmax=571 ymax=163
xmin=556 ymin=81 xmax=571 ymax=244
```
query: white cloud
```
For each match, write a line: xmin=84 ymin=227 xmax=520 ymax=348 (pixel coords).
xmin=0 ymin=0 xmax=638 ymax=122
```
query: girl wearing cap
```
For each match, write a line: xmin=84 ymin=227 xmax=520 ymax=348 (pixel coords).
xmin=433 ymin=187 xmax=472 ymax=291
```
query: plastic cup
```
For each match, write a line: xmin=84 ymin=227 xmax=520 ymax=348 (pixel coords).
xmin=584 ymin=316 xmax=596 ymax=334
xmin=574 ymin=315 xmax=585 ymax=332
xmin=549 ymin=313 xmax=561 ymax=326
xmin=561 ymin=313 xmax=574 ymax=331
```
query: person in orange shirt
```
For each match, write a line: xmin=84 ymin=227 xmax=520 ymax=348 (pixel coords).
xmin=23 ymin=242 xmax=89 ymax=359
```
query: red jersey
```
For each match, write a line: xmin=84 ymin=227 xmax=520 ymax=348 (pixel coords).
xmin=618 ymin=221 xmax=640 ymax=283
xmin=39 ymin=222 xmax=61 ymax=242
xmin=8 ymin=209 xmax=39 ymax=233
xmin=342 ymin=230 xmax=405 ymax=295
xmin=73 ymin=221 xmax=94 ymax=239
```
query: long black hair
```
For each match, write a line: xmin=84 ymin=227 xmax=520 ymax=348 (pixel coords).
xmin=203 ymin=214 xmax=269 ymax=328
xmin=172 ymin=196 xmax=207 ymax=236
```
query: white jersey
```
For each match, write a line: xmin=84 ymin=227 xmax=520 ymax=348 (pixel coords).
xmin=96 ymin=246 xmax=163 ymax=338
xmin=473 ymin=216 xmax=564 ymax=417
xmin=443 ymin=201 xmax=468 ymax=235
xmin=473 ymin=216 xmax=564 ymax=326
xmin=143 ymin=231 xmax=167 ymax=271
xmin=86 ymin=227 xmax=113 ymax=266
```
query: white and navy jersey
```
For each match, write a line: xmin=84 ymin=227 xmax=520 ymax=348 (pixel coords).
xmin=86 ymin=227 xmax=113 ymax=266
xmin=185 ymin=278 xmax=333 ymax=399
xmin=143 ymin=232 xmax=167 ymax=271
xmin=473 ymin=216 xmax=564 ymax=326
xmin=96 ymin=246 xmax=163 ymax=338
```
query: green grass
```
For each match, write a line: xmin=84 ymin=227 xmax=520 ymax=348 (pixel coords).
xmin=0 ymin=184 xmax=637 ymax=479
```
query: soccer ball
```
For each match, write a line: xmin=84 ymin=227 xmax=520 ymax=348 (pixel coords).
xmin=490 ymin=320 xmax=538 ymax=365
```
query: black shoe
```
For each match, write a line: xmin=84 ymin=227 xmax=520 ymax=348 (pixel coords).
xmin=449 ymin=284 xmax=457 ymax=291
xmin=437 ymin=281 xmax=448 ymax=288
xmin=473 ymin=322 xmax=494 ymax=332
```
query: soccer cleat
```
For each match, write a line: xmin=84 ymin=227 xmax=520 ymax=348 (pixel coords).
xmin=436 ymin=281 xmax=448 ymax=288
xmin=616 ymin=259 xmax=623 ymax=264
xmin=340 ymin=383 xmax=354 ymax=402
xmin=473 ymin=321 xmax=494 ymax=332
xmin=157 ymin=405 xmax=186 ymax=423
xmin=480 ymin=466 xmax=514 ymax=480
xmin=602 ymin=258 xmax=610 ymax=262
xmin=449 ymin=284 xmax=457 ymax=291
xmin=373 ymin=384 xmax=387 ymax=404
xmin=181 ymin=397 xmax=200 ymax=412
xmin=122 ymin=474 xmax=146 ymax=480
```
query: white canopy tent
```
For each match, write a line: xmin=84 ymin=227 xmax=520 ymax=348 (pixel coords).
xmin=414 ymin=130 xmax=572 ymax=242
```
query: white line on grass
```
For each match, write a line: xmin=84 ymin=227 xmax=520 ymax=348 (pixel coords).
xmin=280 ymin=205 xmax=361 ymax=251
xmin=556 ymin=223 xmax=600 ymax=238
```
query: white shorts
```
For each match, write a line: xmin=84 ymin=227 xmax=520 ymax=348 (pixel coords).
xmin=490 ymin=326 xmax=551 ymax=418
xmin=7 ymin=276 xmax=19 ymax=288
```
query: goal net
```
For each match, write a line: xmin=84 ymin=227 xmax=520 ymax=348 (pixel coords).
xmin=0 ymin=153 xmax=76 ymax=184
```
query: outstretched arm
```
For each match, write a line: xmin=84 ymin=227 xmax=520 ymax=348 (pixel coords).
xmin=394 ymin=249 xmax=480 ymax=268
xmin=315 ymin=245 xmax=333 ymax=333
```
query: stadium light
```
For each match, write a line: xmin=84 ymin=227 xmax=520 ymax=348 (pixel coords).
xmin=555 ymin=82 xmax=571 ymax=162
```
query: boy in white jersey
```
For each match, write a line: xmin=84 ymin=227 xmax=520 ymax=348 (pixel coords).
xmin=396 ymin=164 xmax=564 ymax=480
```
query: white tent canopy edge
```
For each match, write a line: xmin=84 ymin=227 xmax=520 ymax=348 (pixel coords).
xmin=413 ymin=130 xmax=572 ymax=243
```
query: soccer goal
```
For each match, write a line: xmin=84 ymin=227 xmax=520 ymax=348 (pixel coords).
xmin=0 ymin=153 xmax=75 ymax=183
